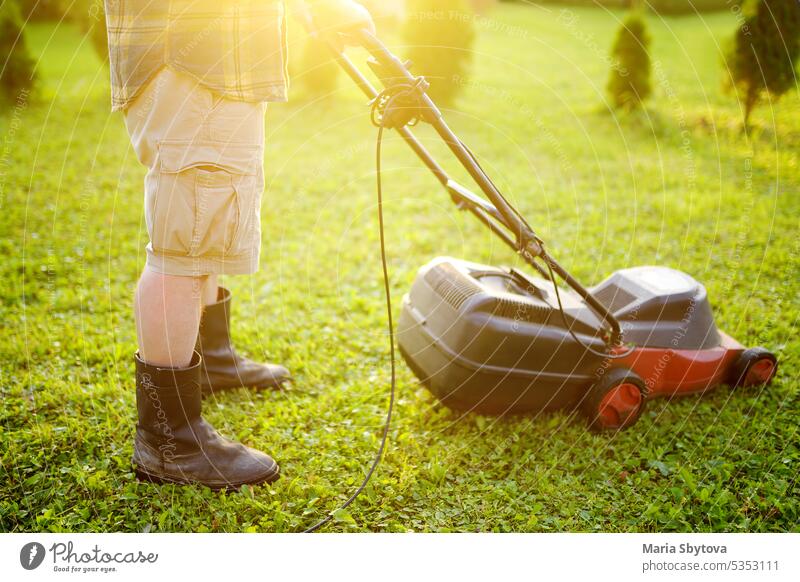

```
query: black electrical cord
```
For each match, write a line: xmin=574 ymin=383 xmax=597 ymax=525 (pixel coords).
xmin=302 ymin=91 xmax=406 ymax=533
xmin=302 ymin=83 xmax=634 ymax=531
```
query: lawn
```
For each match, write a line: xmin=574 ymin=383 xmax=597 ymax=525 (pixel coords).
xmin=1 ymin=4 xmax=798 ymax=532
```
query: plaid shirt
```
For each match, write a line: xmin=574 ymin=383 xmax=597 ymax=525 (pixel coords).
xmin=105 ymin=0 xmax=288 ymax=111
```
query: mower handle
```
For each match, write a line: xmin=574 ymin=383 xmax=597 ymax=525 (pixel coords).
xmin=335 ymin=29 xmax=545 ymax=254
xmin=322 ymin=28 xmax=625 ymax=346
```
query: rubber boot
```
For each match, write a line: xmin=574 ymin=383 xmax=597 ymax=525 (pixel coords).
xmin=133 ymin=352 xmax=280 ymax=489
xmin=197 ymin=287 xmax=290 ymax=395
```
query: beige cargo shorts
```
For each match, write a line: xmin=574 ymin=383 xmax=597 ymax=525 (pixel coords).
xmin=124 ymin=67 xmax=267 ymax=276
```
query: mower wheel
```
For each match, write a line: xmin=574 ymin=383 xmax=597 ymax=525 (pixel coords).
xmin=730 ymin=347 xmax=777 ymax=388
xmin=584 ymin=368 xmax=646 ymax=432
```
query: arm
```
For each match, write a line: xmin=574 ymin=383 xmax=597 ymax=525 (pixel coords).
xmin=290 ymin=0 xmax=375 ymax=42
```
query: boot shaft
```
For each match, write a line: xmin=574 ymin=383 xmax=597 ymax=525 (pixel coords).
xmin=198 ymin=287 xmax=234 ymax=355
xmin=132 ymin=350 xmax=281 ymax=488
xmin=195 ymin=287 xmax=291 ymax=393
xmin=135 ymin=352 xmax=202 ymax=459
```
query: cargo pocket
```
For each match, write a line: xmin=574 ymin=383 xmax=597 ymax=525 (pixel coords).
xmin=151 ymin=140 xmax=262 ymax=259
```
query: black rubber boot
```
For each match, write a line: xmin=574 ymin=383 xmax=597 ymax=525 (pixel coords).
xmin=197 ymin=287 xmax=290 ymax=395
xmin=133 ymin=352 xmax=280 ymax=489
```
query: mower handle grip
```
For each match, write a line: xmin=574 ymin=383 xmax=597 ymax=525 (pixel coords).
xmin=352 ymin=28 xmax=416 ymax=77
xmin=351 ymin=28 xmax=385 ymax=54
xmin=311 ymin=27 xmax=410 ymax=76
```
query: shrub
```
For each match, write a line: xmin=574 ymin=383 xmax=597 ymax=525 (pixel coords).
xmin=0 ymin=0 xmax=36 ymax=102
xmin=499 ymin=0 xmax=740 ymax=15
xmin=81 ymin=0 xmax=108 ymax=63
xmin=19 ymin=0 xmax=67 ymax=21
xmin=402 ymin=0 xmax=476 ymax=105
xmin=297 ymin=34 xmax=339 ymax=99
xmin=725 ymin=0 xmax=800 ymax=127
xmin=606 ymin=11 xmax=652 ymax=110
xmin=52 ymin=0 xmax=109 ymax=62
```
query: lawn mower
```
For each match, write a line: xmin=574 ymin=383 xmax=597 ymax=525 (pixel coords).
xmin=331 ymin=30 xmax=777 ymax=433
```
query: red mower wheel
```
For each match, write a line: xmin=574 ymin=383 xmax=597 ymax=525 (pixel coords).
xmin=583 ymin=368 xmax=646 ymax=432
xmin=730 ymin=347 xmax=777 ymax=388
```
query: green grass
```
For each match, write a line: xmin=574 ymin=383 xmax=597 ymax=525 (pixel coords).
xmin=1 ymin=5 xmax=798 ymax=532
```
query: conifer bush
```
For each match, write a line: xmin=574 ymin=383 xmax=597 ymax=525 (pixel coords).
xmin=86 ymin=2 xmax=109 ymax=63
xmin=0 ymin=0 xmax=36 ymax=102
xmin=402 ymin=0 xmax=476 ymax=105
xmin=606 ymin=12 xmax=652 ymax=110
xmin=298 ymin=35 xmax=340 ymax=99
xmin=726 ymin=0 xmax=800 ymax=127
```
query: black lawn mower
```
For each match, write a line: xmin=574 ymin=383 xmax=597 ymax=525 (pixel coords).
xmin=302 ymin=28 xmax=778 ymax=533
xmin=328 ymin=30 xmax=777 ymax=433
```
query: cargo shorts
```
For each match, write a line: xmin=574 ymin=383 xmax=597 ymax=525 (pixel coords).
xmin=124 ymin=67 xmax=267 ymax=276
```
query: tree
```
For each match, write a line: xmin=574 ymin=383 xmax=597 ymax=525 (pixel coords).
xmin=0 ymin=0 xmax=36 ymax=102
xmin=297 ymin=34 xmax=339 ymax=99
xmin=403 ymin=0 xmax=476 ymax=105
xmin=606 ymin=11 xmax=652 ymax=110
xmin=86 ymin=2 xmax=108 ymax=63
xmin=62 ymin=0 xmax=108 ymax=62
xmin=726 ymin=0 xmax=800 ymax=127
xmin=19 ymin=0 xmax=66 ymax=21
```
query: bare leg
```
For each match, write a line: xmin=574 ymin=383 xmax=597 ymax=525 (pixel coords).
xmin=132 ymin=265 xmax=280 ymax=487
xmin=135 ymin=267 xmax=205 ymax=368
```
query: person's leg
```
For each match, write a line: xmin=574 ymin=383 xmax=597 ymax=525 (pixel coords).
xmin=196 ymin=278 xmax=291 ymax=393
xmin=125 ymin=69 xmax=280 ymax=489
xmin=202 ymin=274 xmax=218 ymax=307
xmin=134 ymin=268 xmax=204 ymax=368
xmin=195 ymin=259 xmax=289 ymax=394
xmin=132 ymin=267 xmax=280 ymax=489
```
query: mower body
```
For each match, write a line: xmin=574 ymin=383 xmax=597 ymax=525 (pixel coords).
xmin=326 ymin=32 xmax=775 ymax=430
xmin=398 ymin=257 xmax=773 ymax=419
